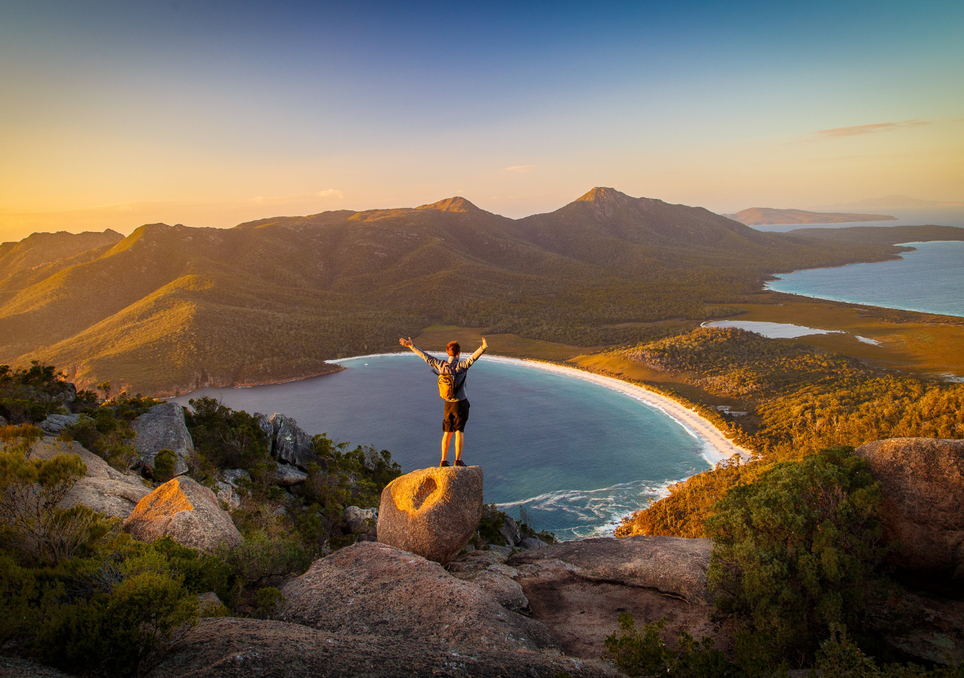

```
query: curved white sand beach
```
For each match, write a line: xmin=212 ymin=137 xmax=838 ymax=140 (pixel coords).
xmin=485 ymin=355 xmax=753 ymax=466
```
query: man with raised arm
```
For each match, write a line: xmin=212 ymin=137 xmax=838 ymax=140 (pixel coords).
xmin=398 ymin=336 xmax=488 ymax=467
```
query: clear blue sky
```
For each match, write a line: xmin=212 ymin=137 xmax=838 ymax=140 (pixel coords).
xmin=1 ymin=0 xmax=961 ymax=238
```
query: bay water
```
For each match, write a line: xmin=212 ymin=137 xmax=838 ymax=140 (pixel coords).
xmin=175 ymin=354 xmax=711 ymax=540
xmin=766 ymin=241 xmax=964 ymax=318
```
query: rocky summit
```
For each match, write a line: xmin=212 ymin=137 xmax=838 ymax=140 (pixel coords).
xmin=377 ymin=465 xmax=483 ymax=565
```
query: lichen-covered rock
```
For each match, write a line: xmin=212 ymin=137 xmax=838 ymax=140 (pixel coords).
xmin=856 ymin=437 xmax=964 ymax=579
xmin=267 ymin=413 xmax=319 ymax=471
xmin=222 ymin=468 xmax=250 ymax=486
xmin=27 ymin=437 xmax=149 ymax=519
xmin=213 ymin=481 xmax=241 ymax=510
xmin=278 ymin=541 xmax=557 ymax=654
xmin=132 ymin=402 xmax=194 ymax=477
xmin=377 ymin=465 xmax=483 ymax=565
xmin=123 ymin=477 xmax=242 ymax=552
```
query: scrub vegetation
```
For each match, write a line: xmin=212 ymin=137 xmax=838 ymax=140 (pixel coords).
xmin=0 ymin=365 xmax=405 ymax=676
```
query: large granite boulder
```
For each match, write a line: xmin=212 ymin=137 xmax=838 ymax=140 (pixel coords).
xmin=123 ymin=477 xmax=242 ymax=552
xmin=142 ymin=617 xmax=617 ymax=678
xmin=266 ymin=413 xmax=319 ymax=471
xmin=278 ymin=541 xmax=558 ymax=654
xmin=377 ymin=465 xmax=483 ymax=565
xmin=505 ymin=536 xmax=730 ymax=660
xmin=855 ymin=438 xmax=964 ymax=579
xmin=27 ymin=437 xmax=149 ymax=519
xmin=132 ymin=402 xmax=194 ymax=478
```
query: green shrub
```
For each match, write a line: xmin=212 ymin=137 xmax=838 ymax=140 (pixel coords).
xmin=33 ymin=569 xmax=198 ymax=676
xmin=0 ymin=448 xmax=109 ymax=565
xmin=216 ymin=531 xmax=313 ymax=586
xmin=255 ymin=586 xmax=284 ymax=618
xmin=153 ymin=449 xmax=177 ymax=482
xmin=705 ymin=447 xmax=886 ymax=666
xmin=603 ymin=614 xmax=742 ymax=678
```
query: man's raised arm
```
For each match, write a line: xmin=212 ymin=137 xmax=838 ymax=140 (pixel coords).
xmin=469 ymin=337 xmax=488 ymax=362
xmin=399 ymin=336 xmax=438 ymax=367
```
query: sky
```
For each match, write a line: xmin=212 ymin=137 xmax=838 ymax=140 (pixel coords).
xmin=1 ymin=0 xmax=962 ymax=241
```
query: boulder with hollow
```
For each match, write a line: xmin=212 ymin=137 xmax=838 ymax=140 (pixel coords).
xmin=132 ymin=402 xmax=194 ymax=477
xmin=855 ymin=437 xmax=964 ymax=579
xmin=123 ymin=477 xmax=242 ymax=552
xmin=377 ymin=465 xmax=483 ymax=565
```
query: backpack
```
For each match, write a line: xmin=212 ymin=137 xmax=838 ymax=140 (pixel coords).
xmin=438 ymin=362 xmax=457 ymax=400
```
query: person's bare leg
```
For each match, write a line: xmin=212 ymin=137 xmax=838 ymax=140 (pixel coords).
xmin=454 ymin=431 xmax=464 ymax=462
xmin=441 ymin=432 xmax=453 ymax=464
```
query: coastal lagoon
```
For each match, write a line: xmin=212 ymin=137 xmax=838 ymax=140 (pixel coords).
xmin=766 ymin=241 xmax=964 ymax=318
xmin=175 ymin=354 xmax=716 ymax=540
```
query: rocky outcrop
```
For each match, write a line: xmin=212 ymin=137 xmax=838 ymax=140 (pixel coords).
xmin=505 ymin=536 xmax=731 ymax=660
xmin=27 ymin=437 xmax=149 ymax=519
xmin=278 ymin=541 xmax=558 ymax=654
xmin=855 ymin=438 xmax=964 ymax=579
xmin=447 ymin=550 xmax=529 ymax=610
xmin=132 ymin=402 xmax=194 ymax=478
xmin=499 ymin=513 xmax=523 ymax=547
xmin=267 ymin=413 xmax=319 ymax=471
xmin=377 ymin=465 xmax=483 ymax=565
xmin=510 ymin=535 xmax=714 ymax=604
xmin=38 ymin=413 xmax=80 ymax=435
xmin=142 ymin=617 xmax=618 ymax=678
xmin=123 ymin=477 xmax=242 ymax=552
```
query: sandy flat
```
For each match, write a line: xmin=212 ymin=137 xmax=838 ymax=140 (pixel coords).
xmin=485 ymin=356 xmax=752 ymax=465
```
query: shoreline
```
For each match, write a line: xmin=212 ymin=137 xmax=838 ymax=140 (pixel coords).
xmin=480 ymin=355 xmax=752 ymax=466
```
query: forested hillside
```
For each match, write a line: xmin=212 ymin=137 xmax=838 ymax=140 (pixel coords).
xmin=0 ymin=188 xmax=905 ymax=395
xmin=616 ymin=327 xmax=964 ymax=538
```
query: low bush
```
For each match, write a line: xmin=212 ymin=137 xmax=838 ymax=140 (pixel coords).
xmin=705 ymin=446 xmax=886 ymax=667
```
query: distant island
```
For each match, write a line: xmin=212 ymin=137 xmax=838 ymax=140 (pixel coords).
xmin=725 ymin=207 xmax=897 ymax=226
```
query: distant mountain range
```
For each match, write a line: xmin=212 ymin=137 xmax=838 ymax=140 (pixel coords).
xmin=0 ymin=188 xmax=901 ymax=396
xmin=725 ymin=208 xmax=896 ymax=226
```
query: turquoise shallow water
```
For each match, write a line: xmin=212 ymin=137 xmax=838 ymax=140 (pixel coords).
xmin=766 ymin=241 xmax=964 ymax=318
xmin=175 ymin=354 xmax=711 ymax=540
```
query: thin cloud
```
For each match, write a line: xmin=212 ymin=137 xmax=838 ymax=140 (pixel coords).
xmin=504 ymin=165 xmax=535 ymax=173
xmin=251 ymin=190 xmax=344 ymax=205
xmin=813 ymin=120 xmax=929 ymax=139
xmin=316 ymin=189 xmax=344 ymax=199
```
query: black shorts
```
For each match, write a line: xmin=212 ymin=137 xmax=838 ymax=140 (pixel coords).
xmin=443 ymin=399 xmax=470 ymax=432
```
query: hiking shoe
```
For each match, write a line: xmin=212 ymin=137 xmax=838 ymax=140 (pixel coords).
xmin=455 ymin=459 xmax=466 ymax=467
xmin=439 ymin=460 xmax=451 ymax=467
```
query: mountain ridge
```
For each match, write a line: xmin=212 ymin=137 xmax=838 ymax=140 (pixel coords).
xmin=0 ymin=188 xmax=904 ymax=395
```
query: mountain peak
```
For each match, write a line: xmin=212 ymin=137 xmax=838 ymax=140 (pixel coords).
xmin=575 ymin=187 xmax=632 ymax=205
xmin=416 ymin=196 xmax=480 ymax=213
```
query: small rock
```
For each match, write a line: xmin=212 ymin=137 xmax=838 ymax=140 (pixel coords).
xmin=343 ymin=506 xmax=376 ymax=533
xmin=499 ymin=514 xmax=523 ymax=547
xmin=214 ymin=481 xmax=241 ymax=510
xmin=222 ymin=469 xmax=250 ymax=487
xmin=274 ymin=464 xmax=308 ymax=486
xmin=123 ymin=477 xmax=243 ymax=552
xmin=377 ymin=465 xmax=483 ymax=565
xmin=132 ymin=402 xmax=194 ymax=477
xmin=521 ymin=537 xmax=547 ymax=550
xmin=39 ymin=413 xmax=80 ymax=435
xmin=268 ymin=413 xmax=320 ymax=471
xmin=472 ymin=570 xmax=529 ymax=610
